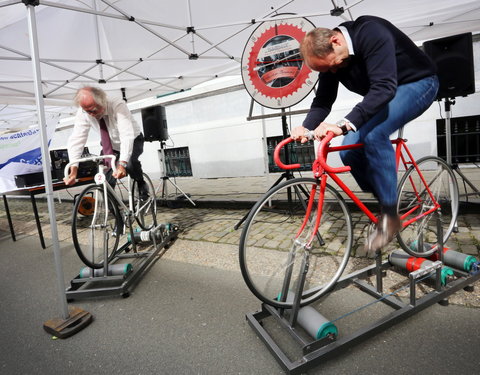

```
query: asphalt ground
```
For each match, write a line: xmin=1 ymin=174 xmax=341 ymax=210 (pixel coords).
xmin=1 ymin=172 xmax=479 ymax=374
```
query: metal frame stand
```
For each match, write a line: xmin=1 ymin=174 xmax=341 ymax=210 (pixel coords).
xmin=156 ymin=141 xmax=196 ymax=206
xmin=247 ymin=256 xmax=480 ymax=374
xmin=443 ymin=98 xmax=480 ymax=201
xmin=245 ymin=216 xmax=480 ymax=374
xmin=65 ymin=223 xmax=179 ymax=300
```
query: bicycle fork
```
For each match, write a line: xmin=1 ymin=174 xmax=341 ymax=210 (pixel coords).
xmin=278 ymin=176 xmax=328 ymax=306
xmin=296 ymin=175 xmax=328 ymax=249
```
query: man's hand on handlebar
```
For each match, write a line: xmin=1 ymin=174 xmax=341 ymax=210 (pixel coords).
xmin=314 ymin=122 xmax=343 ymax=139
xmin=63 ymin=166 xmax=78 ymax=186
xmin=291 ymin=126 xmax=312 ymax=143
xmin=292 ymin=123 xmax=343 ymax=143
xmin=112 ymin=164 xmax=127 ymax=179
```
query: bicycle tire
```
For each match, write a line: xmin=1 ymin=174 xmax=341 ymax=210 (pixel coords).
xmin=239 ymin=177 xmax=353 ymax=309
xmin=131 ymin=173 xmax=157 ymax=230
xmin=397 ymin=156 xmax=459 ymax=257
xmin=72 ymin=184 xmax=122 ymax=269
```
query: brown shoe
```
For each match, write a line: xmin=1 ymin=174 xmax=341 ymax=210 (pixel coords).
xmin=365 ymin=214 xmax=401 ymax=257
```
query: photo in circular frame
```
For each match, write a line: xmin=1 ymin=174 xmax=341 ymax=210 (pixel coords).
xmin=241 ymin=16 xmax=318 ymax=109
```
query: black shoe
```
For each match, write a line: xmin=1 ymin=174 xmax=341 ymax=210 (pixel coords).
xmin=137 ymin=181 xmax=150 ymax=201
xmin=112 ymin=222 xmax=123 ymax=237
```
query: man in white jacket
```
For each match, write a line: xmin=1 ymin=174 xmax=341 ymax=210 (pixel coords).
xmin=64 ymin=86 xmax=148 ymax=198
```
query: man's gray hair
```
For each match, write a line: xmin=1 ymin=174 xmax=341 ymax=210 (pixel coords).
xmin=300 ymin=28 xmax=337 ymax=58
xmin=74 ymin=86 xmax=107 ymax=107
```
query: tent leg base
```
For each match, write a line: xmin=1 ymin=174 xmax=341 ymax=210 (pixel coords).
xmin=43 ymin=306 xmax=93 ymax=339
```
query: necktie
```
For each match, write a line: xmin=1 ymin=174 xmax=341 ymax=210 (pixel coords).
xmin=99 ymin=117 xmax=114 ymax=168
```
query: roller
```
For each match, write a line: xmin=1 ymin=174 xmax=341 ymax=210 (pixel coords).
xmin=389 ymin=249 xmax=453 ymax=285
xmin=79 ymin=263 xmax=132 ymax=278
xmin=410 ymin=241 xmax=478 ymax=272
xmin=428 ymin=247 xmax=478 ymax=272
xmin=127 ymin=223 xmax=177 ymax=244
xmin=282 ymin=292 xmax=338 ymax=340
xmin=296 ymin=305 xmax=338 ymax=340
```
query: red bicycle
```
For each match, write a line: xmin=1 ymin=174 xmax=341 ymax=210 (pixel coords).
xmin=239 ymin=130 xmax=459 ymax=308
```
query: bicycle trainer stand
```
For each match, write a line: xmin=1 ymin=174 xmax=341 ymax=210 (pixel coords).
xmin=246 ymin=216 xmax=480 ymax=374
xmin=65 ymin=223 xmax=179 ymax=300
xmin=157 ymin=141 xmax=195 ymax=207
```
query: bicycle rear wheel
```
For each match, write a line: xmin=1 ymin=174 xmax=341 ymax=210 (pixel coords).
xmin=72 ymin=184 xmax=122 ymax=269
xmin=239 ymin=177 xmax=353 ymax=309
xmin=397 ymin=156 xmax=459 ymax=257
xmin=131 ymin=173 xmax=157 ymax=230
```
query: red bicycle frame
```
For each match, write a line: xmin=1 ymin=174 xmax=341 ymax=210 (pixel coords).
xmin=273 ymin=132 xmax=441 ymax=246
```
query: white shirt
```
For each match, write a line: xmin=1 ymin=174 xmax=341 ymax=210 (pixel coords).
xmin=67 ymin=97 xmax=142 ymax=166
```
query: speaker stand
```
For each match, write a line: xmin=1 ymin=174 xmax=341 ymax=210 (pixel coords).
xmin=443 ymin=98 xmax=480 ymax=202
xmin=156 ymin=141 xmax=196 ymax=207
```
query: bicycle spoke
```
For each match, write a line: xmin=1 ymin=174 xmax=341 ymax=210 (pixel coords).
xmin=397 ymin=156 xmax=459 ymax=257
xmin=132 ymin=173 xmax=157 ymax=230
xmin=72 ymin=185 xmax=121 ymax=269
xmin=239 ymin=178 xmax=353 ymax=308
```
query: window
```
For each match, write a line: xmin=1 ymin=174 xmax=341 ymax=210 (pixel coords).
xmin=267 ymin=136 xmax=315 ymax=172
xmin=163 ymin=147 xmax=193 ymax=177
xmin=437 ymin=115 xmax=480 ymax=164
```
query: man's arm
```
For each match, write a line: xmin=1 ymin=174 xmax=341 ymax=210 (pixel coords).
xmin=344 ymin=20 xmax=398 ymax=128
xmin=64 ymin=111 xmax=91 ymax=185
xmin=292 ymin=73 xmax=339 ymax=143
xmin=112 ymin=100 xmax=137 ymax=179
xmin=302 ymin=73 xmax=339 ymax=130
xmin=64 ymin=165 xmax=78 ymax=186
xmin=114 ymin=101 xmax=137 ymax=165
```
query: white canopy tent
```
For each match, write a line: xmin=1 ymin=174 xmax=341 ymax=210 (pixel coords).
xmin=0 ymin=0 xmax=479 ymax=332
xmin=1 ymin=0 xmax=479 ymax=130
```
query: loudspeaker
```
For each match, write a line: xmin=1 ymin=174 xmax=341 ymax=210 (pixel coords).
xmin=14 ymin=172 xmax=48 ymax=188
xmin=423 ymin=32 xmax=475 ymax=99
xmin=141 ymin=105 xmax=168 ymax=142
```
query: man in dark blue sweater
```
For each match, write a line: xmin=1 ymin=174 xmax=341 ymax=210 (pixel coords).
xmin=291 ymin=16 xmax=439 ymax=256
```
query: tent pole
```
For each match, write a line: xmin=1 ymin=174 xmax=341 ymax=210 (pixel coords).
xmin=25 ymin=3 xmax=92 ymax=338
xmin=92 ymin=0 xmax=104 ymax=81
xmin=25 ymin=3 xmax=69 ymax=320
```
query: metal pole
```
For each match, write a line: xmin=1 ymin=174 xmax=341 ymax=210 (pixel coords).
xmin=92 ymin=0 xmax=104 ymax=80
xmin=25 ymin=4 xmax=69 ymax=319
xmin=445 ymin=99 xmax=453 ymax=165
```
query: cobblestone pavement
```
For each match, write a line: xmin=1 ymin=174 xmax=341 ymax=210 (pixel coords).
xmin=1 ymin=173 xmax=479 ymax=308
xmin=3 ymin=197 xmax=479 ymax=254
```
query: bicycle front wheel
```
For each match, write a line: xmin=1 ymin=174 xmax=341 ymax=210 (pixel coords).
xmin=397 ymin=156 xmax=459 ymax=257
xmin=72 ymin=184 xmax=122 ymax=269
xmin=132 ymin=173 xmax=157 ymax=230
xmin=239 ymin=177 xmax=353 ymax=309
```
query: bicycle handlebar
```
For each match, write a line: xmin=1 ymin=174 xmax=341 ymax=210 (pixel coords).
xmin=64 ymin=154 xmax=117 ymax=179
xmin=273 ymin=131 xmax=351 ymax=173
xmin=273 ymin=137 xmax=301 ymax=170
xmin=318 ymin=132 xmax=351 ymax=173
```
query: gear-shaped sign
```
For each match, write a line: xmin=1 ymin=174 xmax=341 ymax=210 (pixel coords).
xmin=241 ymin=17 xmax=318 ymax=109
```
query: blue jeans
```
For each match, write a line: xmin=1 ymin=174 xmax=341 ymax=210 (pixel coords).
xmin=340 ymin=75 xmax=439 ymax=212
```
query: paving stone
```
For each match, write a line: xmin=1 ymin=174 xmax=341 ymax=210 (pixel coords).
xmin=2 ymin=174 xmax=479 ymax=308
xmin=461 ymin=244 xmax=479 ymax=255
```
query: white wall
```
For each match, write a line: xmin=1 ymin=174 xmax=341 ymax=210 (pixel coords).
xmin=51 ymin=40 xmax=480 ymax=180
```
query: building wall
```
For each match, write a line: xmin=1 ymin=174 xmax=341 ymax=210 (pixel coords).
xmin=52 ymin=40 xmax=480 ymax=180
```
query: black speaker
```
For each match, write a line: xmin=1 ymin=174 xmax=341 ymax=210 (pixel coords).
xmin=423 ymin=32 xmax=475 ymax=99
xmin=141 ymin=105 xmax=168 ymax=142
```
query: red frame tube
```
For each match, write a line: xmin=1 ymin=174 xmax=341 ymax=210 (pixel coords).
xmin=273 ymin=133 xmax=442 ymax=240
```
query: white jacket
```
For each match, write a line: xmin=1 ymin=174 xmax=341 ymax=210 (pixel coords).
xmin=67 ymin=97 xmax=142 ymax=166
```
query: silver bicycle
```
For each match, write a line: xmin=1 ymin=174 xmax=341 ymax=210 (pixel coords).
xmin=65 ymin=155 xmax=157 ymax=269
